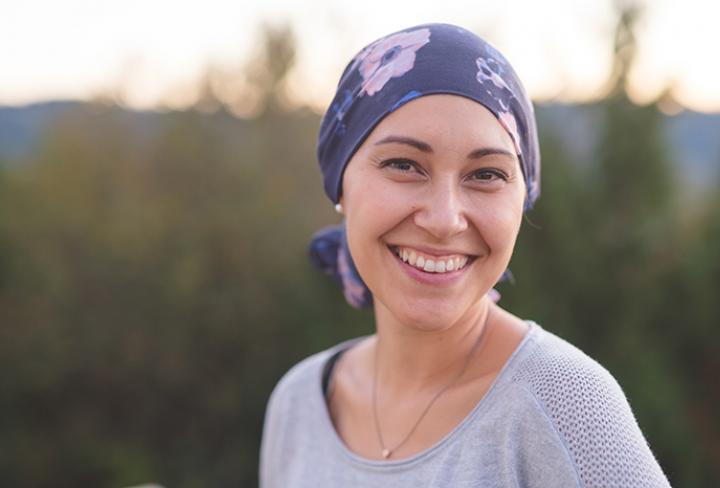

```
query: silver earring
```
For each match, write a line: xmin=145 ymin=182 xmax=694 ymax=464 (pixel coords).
xmin=334 ymin=203 xmax=344 ymax=214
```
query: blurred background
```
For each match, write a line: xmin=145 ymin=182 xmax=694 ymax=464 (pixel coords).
xmin=1 ymin=0 xmax=718 ymax=486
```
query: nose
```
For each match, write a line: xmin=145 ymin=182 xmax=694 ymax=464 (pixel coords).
xmin=412 ymin=182 xmax=468 ymax=240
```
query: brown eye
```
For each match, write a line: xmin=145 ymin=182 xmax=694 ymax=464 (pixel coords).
xmin=470 ymin=169 xmax=507 ymax=182
xmin=381 ymin=158 xmax=419 ymax=172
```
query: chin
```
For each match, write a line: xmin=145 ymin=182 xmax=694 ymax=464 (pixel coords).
xmin=382 ymin=293 xmax=474 ymax=332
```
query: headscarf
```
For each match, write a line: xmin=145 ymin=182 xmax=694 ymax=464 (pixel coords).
xmin=309 ymin=22 xmax=540 ymax=308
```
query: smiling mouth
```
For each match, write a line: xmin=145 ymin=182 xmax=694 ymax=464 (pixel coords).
xmin=387 ymin=245 xmax=477 ymax=274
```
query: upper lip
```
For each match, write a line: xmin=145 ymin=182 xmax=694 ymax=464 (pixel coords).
xmin=388 ymin=244 xmax=478 ymax=257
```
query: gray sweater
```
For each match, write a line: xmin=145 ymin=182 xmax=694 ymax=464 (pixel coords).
xmin=259 ymin=321 xmax=672 ymax=487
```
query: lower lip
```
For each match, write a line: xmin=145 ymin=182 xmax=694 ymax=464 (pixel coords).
xmin=388 ymin=246 xmax=473 ymax=286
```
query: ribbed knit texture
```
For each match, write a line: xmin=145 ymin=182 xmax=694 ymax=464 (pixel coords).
xmin=260 ymin=321 xmax=672 ymax=487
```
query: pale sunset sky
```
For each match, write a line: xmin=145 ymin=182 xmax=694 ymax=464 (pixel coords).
xmin=1 ymin=0 xmax=718 ymax=113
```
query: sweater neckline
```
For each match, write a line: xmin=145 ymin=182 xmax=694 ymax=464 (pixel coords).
xmin=314 ymin=320 xmax=542 ymax=470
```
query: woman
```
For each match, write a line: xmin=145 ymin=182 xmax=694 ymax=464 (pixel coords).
xmin=259 ymin=23 xmax=671 ymax=487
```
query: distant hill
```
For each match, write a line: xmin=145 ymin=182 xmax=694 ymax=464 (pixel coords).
xmin=1 ymin=100 xmax=718 ymax=190
xmin=0 ymin=101 xmax=80 ymax=161
xmin=536 ymin=103 xmax=720 ymax=191
xmin=663 ymin=110 xmax=720 ymax=189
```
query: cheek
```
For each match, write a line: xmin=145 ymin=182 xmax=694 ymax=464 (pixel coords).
xmin=345 ymin=170 xmax=414 ymax=224
xmin=343 ymin=174 xmax=402 ymax=252
xmin=468 ymin=196 xmax=524 ymax=253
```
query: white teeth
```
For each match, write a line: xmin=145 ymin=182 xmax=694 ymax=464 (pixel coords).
xmin=392 ymin=245 xmax=473 ymax=273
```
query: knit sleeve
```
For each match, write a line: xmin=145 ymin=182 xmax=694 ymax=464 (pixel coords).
xmin=512 ymin=335 xmax=672 ymax=488
xmin=259 ymin=356 xmax=312 ymax=488
xmin=259 ymin=373 xmax=289 ymax=488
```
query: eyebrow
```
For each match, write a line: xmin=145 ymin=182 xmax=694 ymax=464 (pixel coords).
xmin=373 ymin=135 xmax=516 ymax=160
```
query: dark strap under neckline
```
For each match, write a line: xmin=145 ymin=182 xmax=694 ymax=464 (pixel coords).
xmin=322 ymin=348 xmax=346 ymax=399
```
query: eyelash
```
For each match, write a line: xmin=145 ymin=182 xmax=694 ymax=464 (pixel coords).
xmin=379 ymin=158 xmax=508 ymax=182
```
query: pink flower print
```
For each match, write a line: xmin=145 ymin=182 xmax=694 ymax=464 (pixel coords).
xmin=356 ymin=28 xmax=431 ymax=96
xmin=476 ymin=57 xmax=512 ymax=93
xmin=497 ymin=110 xmax=523 ymax=157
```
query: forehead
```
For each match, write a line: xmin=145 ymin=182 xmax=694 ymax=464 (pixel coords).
xmin=364 ymin=94 xmax=516 ymax=154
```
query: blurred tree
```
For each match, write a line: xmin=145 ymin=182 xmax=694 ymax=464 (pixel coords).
xmin=507 ymin=3 xmax=706 ymax=485
xmin=246 ymin=22 xmax=297 ymax=116
xmin=667 ymin=182 xmax=720 ymax=484
xmin=0 ymin=22 xmax=371 ymax=486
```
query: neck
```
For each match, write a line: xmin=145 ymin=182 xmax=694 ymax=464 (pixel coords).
xmin=372 ymin=298 xmax=493 ymax=395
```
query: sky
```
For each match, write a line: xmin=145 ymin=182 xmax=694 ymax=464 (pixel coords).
xmin=1 ymin=0 xmax=718 ymax=113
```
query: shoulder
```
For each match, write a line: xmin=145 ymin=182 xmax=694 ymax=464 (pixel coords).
xmin=260 ymin=336 xmax=366 ymax=482
xmin=510 ymin=327 xmax=629 ymax=455
xmin=264 ymin=336 xmax=367 ymax=416
xmin=511 ymin=324 xmax=623 ymax=410
xmin=509 ymin=323 xmax=671 ymax=487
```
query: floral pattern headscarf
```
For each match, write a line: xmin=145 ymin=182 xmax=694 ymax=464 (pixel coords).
xmin=309 ymin=23 xmax=540 ymax=309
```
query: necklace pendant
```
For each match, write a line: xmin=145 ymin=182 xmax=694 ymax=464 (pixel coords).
xmin=381 ymin=448 xmax=391 ymax=459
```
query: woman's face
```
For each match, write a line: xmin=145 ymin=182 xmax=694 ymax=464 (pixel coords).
xmin=340 ymin=94 xmax=526 ymax=330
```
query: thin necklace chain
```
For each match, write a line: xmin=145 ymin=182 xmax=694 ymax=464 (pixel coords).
xmin=372 ymin=306 xmax=492 ymax=460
